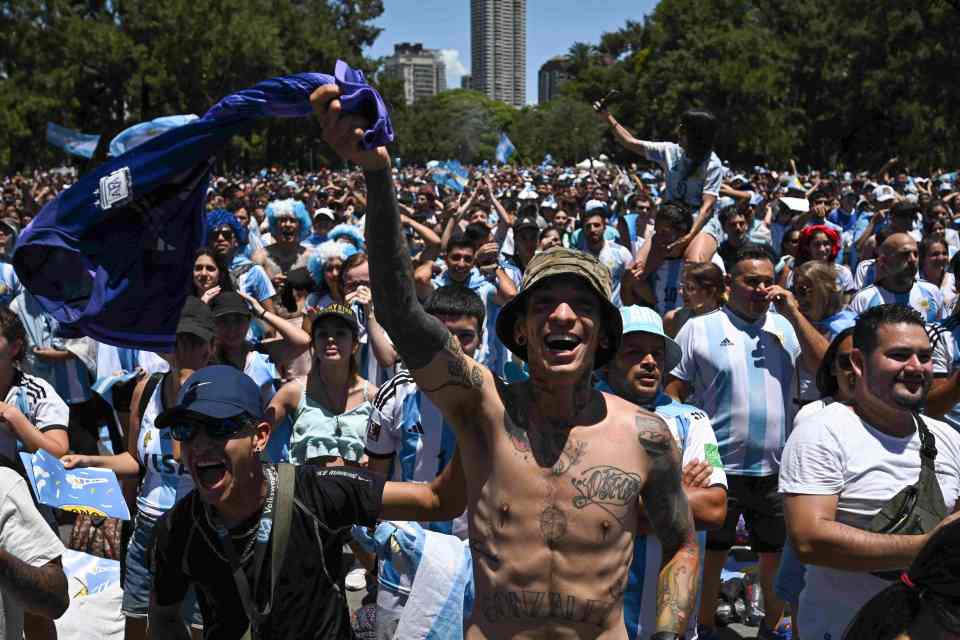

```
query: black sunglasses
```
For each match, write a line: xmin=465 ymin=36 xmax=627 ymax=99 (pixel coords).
xmin=213 ymin=228 xmax=235 ymax=240
xmin=170 ymin=414 xmax=252 ymax=442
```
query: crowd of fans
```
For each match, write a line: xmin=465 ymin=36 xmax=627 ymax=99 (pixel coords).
xmin=2 ymin=112 xmax=960 ymax=640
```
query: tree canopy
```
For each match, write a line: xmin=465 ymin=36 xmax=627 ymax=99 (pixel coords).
xmin=2 ymin=0 xmax=958 ymax=171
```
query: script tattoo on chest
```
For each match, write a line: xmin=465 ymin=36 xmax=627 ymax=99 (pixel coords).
xmin=570 ymin=465 xmax=643 ymax=526
xmin=481 ymin=589 xmax=615 ymax=629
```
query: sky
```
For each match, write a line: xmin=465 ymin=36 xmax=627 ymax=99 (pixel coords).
xmin=365 ymin=0 xmax=657 ymax=105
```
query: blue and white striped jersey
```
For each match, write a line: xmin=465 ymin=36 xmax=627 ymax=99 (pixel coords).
xmin=847 ymin=281 xmax=943 ymax=323
xmin=648 ymin=258 xmax=685 ymax=315
xmin=622 ymin=392 xmax=728 ymax=640
xmin=433 ymin=267 xmax=505 ymax=378
xmin=0 ymin=262 xmax=21 ymax=308
xmin=671 ymin=307 xmax=801 ymax=476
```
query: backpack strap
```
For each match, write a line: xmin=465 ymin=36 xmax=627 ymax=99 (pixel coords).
xmin=137 ymin=372 xmax=165 ymax=427
xmin=271 ymin=463 xmax=296 ymax=597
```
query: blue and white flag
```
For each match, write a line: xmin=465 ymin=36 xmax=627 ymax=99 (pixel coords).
xmin=108 ymin=114 xmax=198 ymax=157
xmin=430 ymin=160 xmax=469 ymax=193
xmin=495 ymin=132 xmax=515 ymax=164
xmin=46 ymin=123 xmax=100 ymax=159
xmin=15 ymin=62 xmax=393 ymax=351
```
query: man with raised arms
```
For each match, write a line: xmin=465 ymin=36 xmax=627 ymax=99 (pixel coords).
xmin=312 ymin=86 xmax=700 ymax=640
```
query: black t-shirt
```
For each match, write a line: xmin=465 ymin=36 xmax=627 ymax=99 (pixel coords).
xmin=152 ymin=465 xmax=385 ymax=639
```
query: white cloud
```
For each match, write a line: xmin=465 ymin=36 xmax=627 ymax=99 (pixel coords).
xmin=438 ymin=48 xmax=468 ymax=87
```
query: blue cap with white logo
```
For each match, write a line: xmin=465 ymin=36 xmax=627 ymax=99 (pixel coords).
xmin=155 ymin=365 xmax=264 ymax=427
xmin=618 ymin=305 xmax=682 ymax=373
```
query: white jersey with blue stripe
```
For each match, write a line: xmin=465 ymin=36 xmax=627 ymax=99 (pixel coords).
xmin=365 ymin=371 xmax=461 ymax=596
xmin=847 ymin=281 xmax=943 ymax=323
xmin=671 ymin=307 xmax=801 ymax=476
xmin=0 ymin=370 xmax=68 ymax=463
xmin=366 ymin=371 xmax=459 ymax=533
xmin=10 ymin=292 xmax=92 ymax=404
xmin=648 ymin=258 xmax=684 ymax=315
xmin=932 ymin=318 xmax=960 ymax=434
xmin=135 ymin=374 xmax=195 ymax=517
xmin=0 ymin=262 xmax=21 ymax=307
xmin=622 ymin=392 xmax=728 ymax=640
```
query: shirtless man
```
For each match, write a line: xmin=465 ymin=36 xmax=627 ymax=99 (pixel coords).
xmin=312 ymin=85 xmax=699 ymax=640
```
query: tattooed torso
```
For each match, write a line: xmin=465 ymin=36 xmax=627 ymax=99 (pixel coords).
xmin=461 ymin=379 xmax=670 ymax=640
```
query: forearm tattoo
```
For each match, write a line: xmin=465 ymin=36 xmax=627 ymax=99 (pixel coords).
xmin=420 ymin=333 xmax=485 ymax=393
xmin=363 ymin=169 xmax=447 ymax=370
xmin=636 ymin=413 xmax=699 ymax=634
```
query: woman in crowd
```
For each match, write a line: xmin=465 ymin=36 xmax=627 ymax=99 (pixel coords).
xmin=843 ymin=517 xmax=960 ymax=640
xmin=61 ymin=298 xmax=214 ymax=640
xmin=777 ymin=327 xmax=858 ymax=640
xmin=662 ymin=261 xmax=725 ymax=337
xmin=267 ymin=303 xmax=376 ymax=466
xmin=786 ymin=260 xmax=854 ymax=403
xmin=191 ymin=248 xmax=232 ymax=303
xmin=919 ymin=237 xmax=956 ymax=314
xmin=306 ymin=240 xmax=358 ymax=310
xmin=780 ymin=224 xmax=856 ymax=300
xmin=538 ymin=225 xmax=565 ymax=252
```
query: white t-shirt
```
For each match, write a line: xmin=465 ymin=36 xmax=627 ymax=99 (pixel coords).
xmin=641 ymin=142 xmax=723 ymax=208
xmin=0 ymin=468 xmax=65 ymax=639
xmin=0 ymin=370 xmax=69 ymax=463
xmin=779 ymin=402 xmax=960 ymax=640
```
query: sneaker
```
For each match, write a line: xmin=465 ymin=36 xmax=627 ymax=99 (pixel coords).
xmin=345 ymin=566 xmax=367 ymax=591
xmin=757 ymin=619 xmax=792 ymax=640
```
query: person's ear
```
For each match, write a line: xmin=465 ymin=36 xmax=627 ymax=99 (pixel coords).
xmin=253 ymin=420 xmax=272 ymax=454
xmin=512 ymin=316 xmax=527 ymax=347
xmin=850 ymin=348 xmax=866 ymax=379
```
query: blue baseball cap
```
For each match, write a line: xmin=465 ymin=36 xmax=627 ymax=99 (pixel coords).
xmin=155 ymin=365 xmax=264 ymax=427
xmin=618 ymin=305 xmax=682 ymax=373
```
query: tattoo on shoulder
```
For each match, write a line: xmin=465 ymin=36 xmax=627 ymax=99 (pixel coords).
xmin=636 ymin=413 xmax=675 ymax=460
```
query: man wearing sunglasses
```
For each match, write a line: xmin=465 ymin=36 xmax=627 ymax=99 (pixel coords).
xmin=147 ymin=365 xmax=462 ymax=640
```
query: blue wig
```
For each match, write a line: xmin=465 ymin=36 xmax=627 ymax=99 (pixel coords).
xmin=266 ymin=198 xmax=311 ymax=241
xmin=328 ymin=223 xmax=365 ymax=250
xmin=307 ymin=240 xmax=360 ymax=287
xmin=206 ymin=208 xmax=248 ymax=247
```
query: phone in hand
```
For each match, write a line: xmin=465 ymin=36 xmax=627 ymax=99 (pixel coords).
xmin=593 ymin=89 xmax=621 ymax=113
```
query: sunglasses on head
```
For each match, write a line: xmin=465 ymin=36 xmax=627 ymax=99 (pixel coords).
xmin=213 ymin=228 xmax=235 ymax=240
xmin=170 ymin=414 xmax=252 ymax=442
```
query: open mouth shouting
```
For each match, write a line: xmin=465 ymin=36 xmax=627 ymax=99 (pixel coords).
xmin=192 ymin=454 xmax=230 ymax=493
xmin=544 ymin=333 xmax=583 ymax=357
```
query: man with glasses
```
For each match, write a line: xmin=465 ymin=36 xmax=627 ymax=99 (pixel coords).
xmin=207 ymin=210 xmax=276 ymax=315
xmin=780 ymin=304 xmax=960 ymax=640
xmin=665 ymin=244 xmax=802 ymax=640
xmin=148 ymin=365 xmax=463 ymax=640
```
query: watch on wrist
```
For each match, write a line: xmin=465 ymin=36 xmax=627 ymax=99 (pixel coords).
xmin=649 ymin=633 xmax=681 ymax=640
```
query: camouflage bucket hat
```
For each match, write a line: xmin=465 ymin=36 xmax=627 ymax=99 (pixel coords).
xmin=495 ymin=247 xmax=622 ymax=369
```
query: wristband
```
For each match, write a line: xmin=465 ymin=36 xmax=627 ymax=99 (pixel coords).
xmin=650 ymin=633 xmax=680 ymax=640
xmin=259 ymin=308 xmax=268 ymax=319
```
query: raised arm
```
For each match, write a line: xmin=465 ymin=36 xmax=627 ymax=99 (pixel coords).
xmin=636 ymin=412 xmax=700 ymax=636
xmin=312 ymin=85 xmax=489 ymax=420
xmin=595 ymin=108 xmax=650 ymax=157
xmin=240 ymin=291 xmax=310 ymax=366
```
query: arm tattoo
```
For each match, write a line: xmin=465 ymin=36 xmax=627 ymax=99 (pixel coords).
xmin=636 ymin=413 xmax=700 ymax=635
xmin=420 ymin=333 xmax=485 ymax=392
xmin=363 ymin=168 xmax=447 ymax=370
xmin=0 ymin=552 xmax=67 ymax=619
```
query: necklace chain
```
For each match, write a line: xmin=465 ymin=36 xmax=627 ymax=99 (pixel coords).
xmin=201 ymin=467 xmax=277 ymax=564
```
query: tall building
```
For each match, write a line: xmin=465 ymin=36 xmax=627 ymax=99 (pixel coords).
xmin=470 ymin=0 xmax=526 ymax=108
xmin=538 ymin=56 xmax=569 ymax=104
xmin=460 ymin=74 xmax=472 ymax=90
xmin=383 ymin=43 xmax=447 ymax=106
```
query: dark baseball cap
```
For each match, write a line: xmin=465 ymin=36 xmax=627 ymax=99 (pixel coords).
xmin=176 ymin=296 xmax=215 ymax=342
xmin=155 ymin=365 xmax=264 ymax=427
xmin=209 ymin=291 xmax=251 ymax=318
xmin=513 ymin=213 xmax=540 ymax=233
xmin=312 ymin=303 xmax=360 ymax=334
